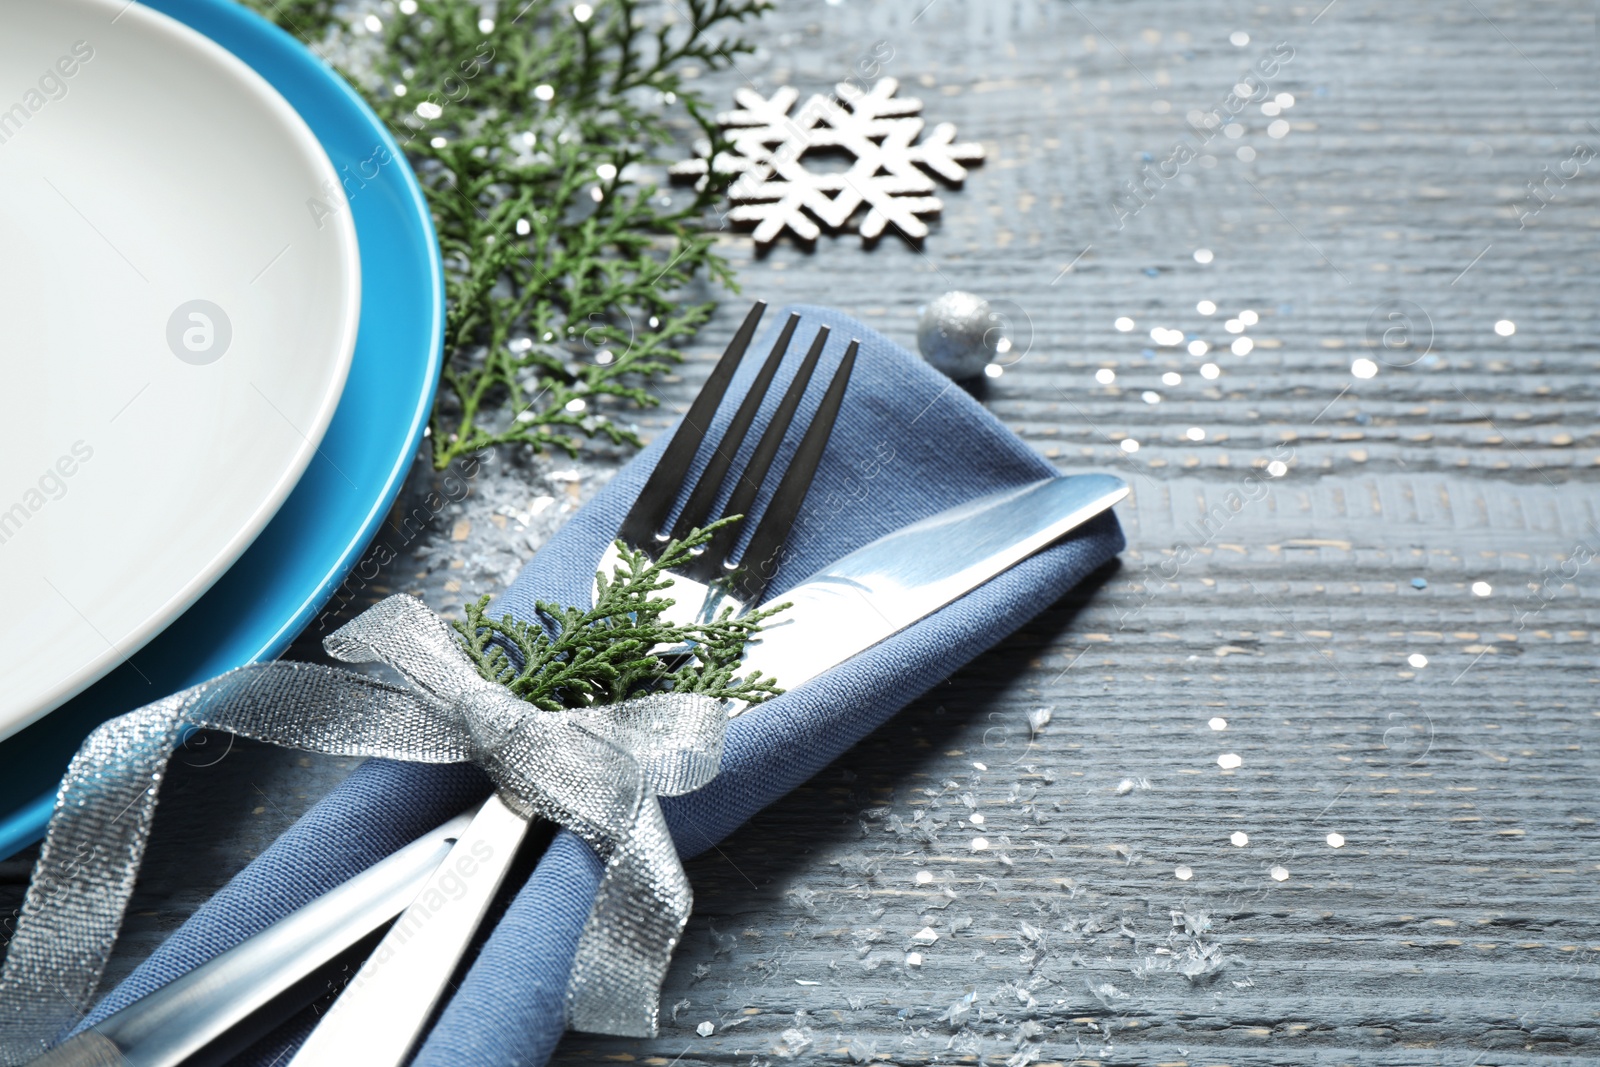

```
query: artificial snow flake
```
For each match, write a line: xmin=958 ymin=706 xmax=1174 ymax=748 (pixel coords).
xmin=670 ymin=77 xmax=985 ymax=245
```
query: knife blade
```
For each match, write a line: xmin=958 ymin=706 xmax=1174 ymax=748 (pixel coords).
xmin=46 ymin=472 xmax=1125 ymax=1067
xmin=733 ymin=472 xmax=1129 ymax=708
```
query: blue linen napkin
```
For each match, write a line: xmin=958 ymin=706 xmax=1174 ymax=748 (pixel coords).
xmin=76 ymin=307 xmax=1124 ymax=1065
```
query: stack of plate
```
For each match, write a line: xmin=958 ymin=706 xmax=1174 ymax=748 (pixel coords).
xmin=0 ymin=0 xmax=444 ymax=859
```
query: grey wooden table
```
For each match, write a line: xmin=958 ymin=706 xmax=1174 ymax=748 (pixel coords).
xmin=5 ymin=1 xmax=1597 ymax=1064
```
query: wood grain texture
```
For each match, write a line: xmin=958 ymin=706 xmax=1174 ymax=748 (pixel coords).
xmin=5 ymin=1 xmax=1598 ymax=1064
xmin=565 ymin=2 xmax=1600 ymax=1063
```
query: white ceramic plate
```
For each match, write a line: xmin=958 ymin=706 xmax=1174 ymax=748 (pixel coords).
xmin=0 ymin=0 xmax=360 ymax=737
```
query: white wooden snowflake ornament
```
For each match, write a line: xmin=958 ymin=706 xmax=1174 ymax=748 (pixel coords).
xmin=669 ymin=78 xmax=985 ymax=245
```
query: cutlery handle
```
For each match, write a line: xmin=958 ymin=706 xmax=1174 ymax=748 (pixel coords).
xmin=27 ymin=808 xmax=475 ymax=1067
xmin=288 ymin=793 xmax=534 ymax=1067
xmin=24 ymin=1033 xmax=123 ymax=1067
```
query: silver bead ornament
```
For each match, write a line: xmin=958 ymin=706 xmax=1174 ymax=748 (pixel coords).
xmin=916 ymin=291 xmax=1000 ymax=379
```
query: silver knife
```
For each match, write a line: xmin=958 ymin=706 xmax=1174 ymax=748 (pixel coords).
xmin=41 ymin=472 xmax=1126 ymax=1067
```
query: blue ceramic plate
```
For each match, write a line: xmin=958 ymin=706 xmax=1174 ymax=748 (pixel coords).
xmin=0 ymin=0 xmax=444 ymax=860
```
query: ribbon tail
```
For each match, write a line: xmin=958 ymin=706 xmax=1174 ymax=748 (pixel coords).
xmin=0 ymin=694 xmax=189 ymax=1066
xmin=565 ymin=790 xmax=688 ymax=1038
xmin=480 ymin=693 xmax=723 ymax=1038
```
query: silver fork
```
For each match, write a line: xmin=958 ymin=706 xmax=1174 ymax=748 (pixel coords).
xmin=286 ymin=303 xmax=858 ymax=1067
xmin=596 ymin=300 xmax=856 ymax=624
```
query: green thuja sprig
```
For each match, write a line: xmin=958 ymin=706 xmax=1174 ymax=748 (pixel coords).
xmin=452 ymin=518 xmax=785 ymax=710
xmin=244 ymin=0 xmax=772 ymax=469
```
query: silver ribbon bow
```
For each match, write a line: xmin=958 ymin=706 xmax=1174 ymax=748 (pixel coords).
xmin=0 ymin=595 xmax=726 ymax=1064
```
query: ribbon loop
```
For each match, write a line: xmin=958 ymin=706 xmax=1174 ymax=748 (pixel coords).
xmin=323 ymin=593 xmax=497 ymax=703
xmin=0 ymin=594 xmax=726 ymax=1065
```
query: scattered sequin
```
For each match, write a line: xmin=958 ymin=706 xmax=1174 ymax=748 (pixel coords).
xmin=915 ymin=870 xmax=934 ymax=884
xmin=1266 ymin=460 xmax=1287 ymax=477
xmin=1186 ymin=426 xmax=1206 ymax=441
xmin=1407 ymin=653 xmax=1428 ymax=669
xmin=971 ymin=837 xmax=990 ymax=851
xmin=1115 ymin=316 xmax=1135 ymax=331
xmin=1231 ymin=336 xmax=1254 ymax=355
xmin=776 ymin=1028 xmax=813 ymax=1057
xmin=912 ymin=926 xmax=940 ymax=945
xmin=1267 ymin=119 xmax=1290 ymax=138
xmin=1200 ymin=363 xmax=1220 ymax=379
xmin=1142 ymin=390 xmax=1162 ymax=404
xmin=534 ymin=84 xmax=555 ymax=101
xmin=697 ymin=1021 xmax=715 ymax=1037
xmin=1095 ymin=368 xmax=1117 ymax=384
xmin=1120 ymin=439 xmax=1140 ymax=453
xmin=1472 ymin=581 xmax=1492 ymax=596
xmin=1208 ymin=716 xmax=1227 ymax=730
xmin=1270 ymin=866 xmax=1290 ymax=881
xmin=1225 ymin=318 xmax=1244 ymax=334
xmin=1230 ymin=831 xmax=1249 ymax=847
xmin=1217 ymin=752 xmax=1242 ymax=770
xmin=984 ymin=363 xmax=1004 ymax=379
xmin=1162 ymin=371 xmax=1183 ymax=386
xmin=1239 ymin=310 xmax=1259 ymax=325
xmin=1275 ymin=92 xmax=1295 ymax=108
xmin=1197 ymin=300 xmax=1217 ymax=315
xmin=1411 ymin=577 xmax=1428 ymax=590
xmin=1494 ymin=319 xmax=1516 ymax=336
xmin=905 ymin=952 xmax=924 ymax=967
xmin=1188 ymin=339 xmax=1210 ymax=356
xmin=1175 ymin=865 xmax=1194 ymax=880
xmin=1351 ymin=357 xmax=1378 ymax=379
xmin=969 ymin=812 xmax=986 ymax=824
xmin=573 ymin=2 xmax=593 ymax=20
xmin=1194 ymin=248 xmax=1214 ymax=264
xmin=1326 ymin=832 xmax=1346 ymax=848
xmin=1230 ymin=30 xmax=1251 ymax=46
xmin=1237 ymin=145 xmax=1256 ymax=161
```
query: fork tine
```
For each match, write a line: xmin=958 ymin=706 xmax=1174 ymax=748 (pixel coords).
xmin=680 ymin=325 xmax=831 ymax=583
xmin=615 ymin=300 xmax=766 ymax=547
xmin=729 ymin=339 xmax=857 ymax=604
xmin=668 ymin=313 xmax=800 ymax=542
